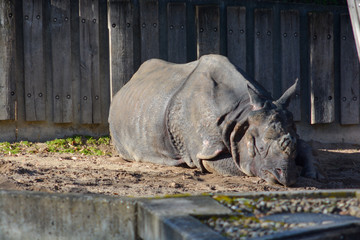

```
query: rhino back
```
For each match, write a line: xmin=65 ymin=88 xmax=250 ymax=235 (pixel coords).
xmin=109 ymin=59 xmax=198 ymax=165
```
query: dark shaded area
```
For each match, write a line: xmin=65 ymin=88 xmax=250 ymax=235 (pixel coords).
xmin=266 ymin=0 xmax=347 ymax=5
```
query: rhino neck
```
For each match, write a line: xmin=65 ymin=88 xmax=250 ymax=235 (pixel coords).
xmin=220 ymin=102 xmax=252 ymax=151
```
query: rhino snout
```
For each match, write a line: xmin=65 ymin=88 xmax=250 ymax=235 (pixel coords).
xmin=275 ymin=162 xmax=298 ymax=186
xmin=262 ymin=160 xmax=298 ymax=187
xmin=278 ymin=133 xmax=296 ymax=156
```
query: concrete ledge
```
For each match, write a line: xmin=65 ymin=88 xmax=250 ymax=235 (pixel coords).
xmin=162 ymin=216 xmax=226 ymax=240
xmin=137 ymin=196 xmax=231 ymax=240
xmin=0 ymin=191 xmax=229 ymax=240
xmin=0 ymin=190 xmax=360 ymax=240
xmin=0 ymin=190 xmax=136 ymax=240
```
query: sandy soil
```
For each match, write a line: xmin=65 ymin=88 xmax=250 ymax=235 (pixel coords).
xmin=0 ymin=141 xmax=359 ymax=197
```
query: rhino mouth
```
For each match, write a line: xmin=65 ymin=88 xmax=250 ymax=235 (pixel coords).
xmin=263 ymin=168 xmax=297 ymax=187
xmin=263 ymin=170 xmax=281 ymax=185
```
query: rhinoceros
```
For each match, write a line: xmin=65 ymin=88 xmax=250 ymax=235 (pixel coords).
xmin=109 ymin=54 xmax=322 ymax=186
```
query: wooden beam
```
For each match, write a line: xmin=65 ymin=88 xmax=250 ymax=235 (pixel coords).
xmin=347 ymin=0 xmax=360 ymax=62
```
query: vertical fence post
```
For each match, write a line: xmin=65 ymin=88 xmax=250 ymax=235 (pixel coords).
xmin=347 ymin=0 xmax=360 ymax=62
xmin=50 ymin=0 xmax=72 ymax=123
xmin=108 ymin=0 xmax=135 ymax=97
xmin=23 ymin=0 xmax=46 ymax=121
xmin=309 ymin=12 xmax=334 ymax=124
xmin=196 ymin=6 xmax=220 ymax=58
xmin=79 ymin=0 xmax=101 ymax=124
xmin=281 ymin=10 xmax=301 ymax=121
xmin=140 ymin=0 xmax=159 ymax=62
xmin=167 ymin=2 xmax=187 ymax=63
xmin=254 ymin=8 xmax=273 ymax=95
xmin=340 ymin=13 xmax=360 ymax=125
xmin=227 ymin=6 xmax=246 ymax=70
xmin=0 ymin=0 xmax=16 ymax=120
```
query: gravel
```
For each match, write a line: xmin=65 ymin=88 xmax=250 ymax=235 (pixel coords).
xmin=202 ymin=196 xmax=360 ymax=239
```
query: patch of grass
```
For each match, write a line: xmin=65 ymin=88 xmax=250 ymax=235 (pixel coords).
xmin=0 ymin=136 xmax=112 ymax=156
xmin=0 ymin=141 xmax=35 ymax=155
xmin=0 ymin=142 xmax=20 ymax=155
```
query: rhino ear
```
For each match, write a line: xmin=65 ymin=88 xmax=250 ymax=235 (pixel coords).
xmin=247 ymin=84 xmax=266 ymax=110
xmin=276 ymin=78 xmax=299 ymax=108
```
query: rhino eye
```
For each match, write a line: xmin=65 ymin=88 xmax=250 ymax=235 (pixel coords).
xmin=264 ymin=126 xmax=279 ymax=140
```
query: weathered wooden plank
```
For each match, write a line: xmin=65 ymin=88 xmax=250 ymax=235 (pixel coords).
xmin=0 ymin=1 xmax=16 ymax=120
xmin=196 ymin=6 xmax=220 ymax=58
xmin=108 ymin=0 xmax=134 ymax=97
xmin=79 ymin=0 xmax=101 ymax=124
xmin=347 ymin=0 xmax=360 ymax=62
xmin=309 ymin=12 xmax=334 ymax=124
xmin=340 ymin=14 xmax=360 ymax=125
xmin=140 ymin=0 xmax=159 ymax=62
xmin=281 ymin=10 xmax=301 ymax=121
xmin=227 ymin=6 xmax=246 ymax=70
xmin=23 ymin=0 xmax=46 ymax=121
xmin=167 ymin=3 xmax=187 ymax=63
xmin=254 ymin=9 xmax=273 ymax=95
xmin=50 ymin=0 xmax=72 ymax=123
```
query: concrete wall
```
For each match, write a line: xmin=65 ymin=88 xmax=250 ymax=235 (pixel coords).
xmin=0 ymin=190 xmax=136 ymax=240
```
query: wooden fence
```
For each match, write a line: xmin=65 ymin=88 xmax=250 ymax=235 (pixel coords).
xmin=0 ymin=0 xmax=359 ymax=142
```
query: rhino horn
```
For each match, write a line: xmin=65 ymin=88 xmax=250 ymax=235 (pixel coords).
xmin=276 ymin=78 xmax=299 ymax=108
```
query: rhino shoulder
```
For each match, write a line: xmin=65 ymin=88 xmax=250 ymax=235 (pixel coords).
xmin=198 ymin=54 xmax=231 ymax=64
xmin=132 ymin=58 xmax=175 ymax=78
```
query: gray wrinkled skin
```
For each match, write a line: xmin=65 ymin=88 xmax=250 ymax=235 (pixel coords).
xmin=109 ymin=55 xmax=323 ymax=186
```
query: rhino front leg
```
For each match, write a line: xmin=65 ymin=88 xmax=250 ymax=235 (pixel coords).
xmin=201 ymin=154 xmax=245 ymax=176
xmin=296 ymin=139 xmax=326 ymax=181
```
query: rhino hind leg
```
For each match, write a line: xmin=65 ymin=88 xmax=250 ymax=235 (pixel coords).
xmin=296 ymin=139 xmax=327 ymax=181
xmin=110 ymin=132 xmax=133 ymax=161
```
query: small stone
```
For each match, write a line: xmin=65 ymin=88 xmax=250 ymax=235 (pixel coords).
xmin=273 ymin=206 xmax=282 ymax=213
xmin=297 ymin=223 xmax=308 ymax=228
xmin=261 ymin=222 xmax=272 ymax=228
xmin=169 ymin=182 xmax=181 ymax=188
xmin=289 ymin=223 xmax=297 ymax=228
xmin=274 ymin=222 xmax=282 ymax=229
xmin=281 ymin=205 xmax=289 ymax=212
xmin=266 ymin=202 xmax=273 ymax=208
xmin=322 ymin=221 xmax=333 ymax=225
xmin=349 ymin=206 xmax=360 ymax=217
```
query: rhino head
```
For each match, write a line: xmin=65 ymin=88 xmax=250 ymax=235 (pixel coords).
xmin=230 ymin=80 xmax=299 ymax=186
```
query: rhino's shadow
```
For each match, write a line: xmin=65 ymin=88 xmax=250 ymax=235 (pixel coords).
xmin=293 ymin=142 xmax=360 ymax=189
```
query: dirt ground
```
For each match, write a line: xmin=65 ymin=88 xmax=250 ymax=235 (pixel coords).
xmin=0 ymin=141 xmax=359 ymax=197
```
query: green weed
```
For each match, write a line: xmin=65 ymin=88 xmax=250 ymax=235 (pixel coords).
xmin=0 ymin=136 xmax=112 ymax=156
